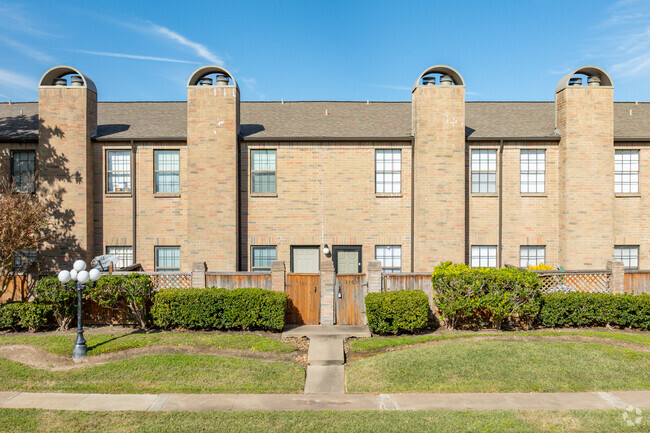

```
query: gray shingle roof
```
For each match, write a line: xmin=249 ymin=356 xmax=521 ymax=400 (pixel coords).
xmin=0 ymin=100 xmax=648 ymax=141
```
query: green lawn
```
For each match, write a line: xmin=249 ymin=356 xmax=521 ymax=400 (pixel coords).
xmin=0 ymin=409 xmax=646 ymax=433
xmin=0 ymin=354 xmax=304 ymax=394
xmin=349 ymin=330 xmax=650 ymax=352
xmin=347 ymin=340 xmax=650 ymax=393
xmin=0 ymin=332 xmax=296 ymax=356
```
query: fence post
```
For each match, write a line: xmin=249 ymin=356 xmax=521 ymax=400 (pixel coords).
xmin=607 ymin=260 xmax=625 ymax=294
xmin=367 ymin=260 xmax=382 ymax=293
xmin=191 ymin=262 xmax=206 ymax=288
xmin=271 ymin=261 xmax=286 ymax=292
xmin=320 ymin=258 xmax=336 ymax=325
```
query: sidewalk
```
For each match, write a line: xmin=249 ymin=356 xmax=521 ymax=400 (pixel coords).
xmin=1 ymin=391 xmax=648 ymax=412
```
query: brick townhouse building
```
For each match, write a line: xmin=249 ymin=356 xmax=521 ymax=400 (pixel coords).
xmin=0 ymin=64 xmax=649 ymax=274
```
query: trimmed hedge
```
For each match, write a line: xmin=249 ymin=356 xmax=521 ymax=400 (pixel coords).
xmin=539 ymin=293 xmax=650 ymax=329
xmin=0 ymin=302 xmax=51 ymax=332
xmin=85 ymin=273 xmax=154 ymax=328
xmin=432 ymin=262 xmax=542 ymax=329
xmin=151 ymin=287 xmax=286 ymax=331
xmin=365 ymin=290 xmax=429 ymax=334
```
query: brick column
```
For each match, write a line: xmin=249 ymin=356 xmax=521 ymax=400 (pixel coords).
xmin=191 ymin=262 xmax=206 ymax=288
xmin=367 ymin=260 xmax=382 ymax=293
xmin=271 ymin=261 xmax=286 ymax=292
xmin=320 ymin=259 xmax=336 ymax=325
xmin=607 ymin=260 xmax=625 ymax=294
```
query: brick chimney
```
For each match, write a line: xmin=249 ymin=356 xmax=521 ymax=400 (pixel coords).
xmin=186 ymin=67 xmax=240 ymax=271
xmin=412 ymin=66 xmax=466 ymax=270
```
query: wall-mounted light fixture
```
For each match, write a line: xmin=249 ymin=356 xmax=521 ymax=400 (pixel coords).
xmin=323 ymin=244 xmax=331 ymax=257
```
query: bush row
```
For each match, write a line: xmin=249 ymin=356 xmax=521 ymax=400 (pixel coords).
xmin=0 ymin=302 xmax=52 ymax=332
xmin=365 ymin=290 xmax=429 ymax=334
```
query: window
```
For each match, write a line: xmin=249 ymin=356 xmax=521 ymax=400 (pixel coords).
xmin=471 ymin=149 xmax=497 ymax=193
xmin=155 ymin=246 xmax=180 ymax=271
xmin=375 ymin=149 xmax=401 ymax=193
xmin=614 ymin=245 xmax=639 ymax=269
xmin=106 ymin=150 xmax=131 ymax=193
xmin=520 ymin=246 xmax=546 ymax=267
xmin=376 ymin=245 xmax=401 ymax=273
xmin=251 ymin=150 xmax=276 ymax=194
xmin=520 ymin=149 xmax=545 ymax=193
xmin=11 ymin=150 xmax=35 ymax=193
xmin=615 ymin=150 xmax=639 ymax=194
xmin=13 ymin=248 xmax=36 ymax=272
xmin=154 ymin=150 xmax=180 ymax=193
xmin=252 ymin=246 xmax=276 ymax=271
xmin=471 ymin=245 xmax=497 ymax=268
xmin=106 ymin=246 xmax=133 ymax=269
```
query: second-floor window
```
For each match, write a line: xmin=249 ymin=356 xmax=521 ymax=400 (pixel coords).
xmin=521 ymin=149 xmax=545 ymax=193
xmin=155 ymin=150 xmax=180 ymax=193
xmin=375 ymin=149 xmax=401 ymax=193
xmin=11 ymin=150 xmax=35 ymax=193
xmin=615 ymin=150 xmax=639 ymax=194
xmin=106 ymin=150 xmax=131 ymax=193
xmin=251 ymin=149 xmax=276 ymax=194
xmin=471 ymin=149 xmax=496 ymax=193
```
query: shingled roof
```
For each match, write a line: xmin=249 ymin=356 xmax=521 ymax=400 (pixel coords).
xmin=0 ymin=101 xmax=648 ymax=141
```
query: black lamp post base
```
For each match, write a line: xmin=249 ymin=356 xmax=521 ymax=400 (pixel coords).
xmin=72 ymin=343 xmax=87 ymax=361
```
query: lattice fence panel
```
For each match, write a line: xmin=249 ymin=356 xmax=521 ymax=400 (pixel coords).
xmin=150 ymin=273 xmax=192 ymax=291
xmin=538 ymin=273 xmax=612 ymax=294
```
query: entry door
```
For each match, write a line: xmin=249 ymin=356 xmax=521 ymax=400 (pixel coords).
xmin=291 ymin=247 xmax=320 ymax=273
xmin=333 ymin=246 xmax=362 ymax=274
xmin=286 ymin=274 xmax=320 ymax=325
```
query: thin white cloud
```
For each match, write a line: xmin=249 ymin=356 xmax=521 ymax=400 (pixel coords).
xmin=0 ymin=36 xmax=54 ymax=63
xmin=75 ymin=50 xmax=199 ymax=64
xmin=0 ymin=3 xmax=58 ymax=37
xmin=0 ymin=68 xmax=38 ymax=90
xmin=150 ymin=24 xmax=223 ymax=65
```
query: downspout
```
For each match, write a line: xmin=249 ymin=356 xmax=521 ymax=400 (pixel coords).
xmin=131 ymin=140 xmax=137 ymax=264
xmin=411 ymin=138 xmax=415 ymax=273
xmin=498 ymin=139 xmax=504 ymax=268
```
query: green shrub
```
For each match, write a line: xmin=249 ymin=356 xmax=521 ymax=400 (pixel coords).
xmin=85 ymin=273 xmax=154 ymax=328
xmin=151 ymin=287 xmax=286 ymax=332
xmin=432 ymin=262 xmax=542 ymax=329
xmin=365 ymin=290 xmax=429 ymax=334
xmin=0 ymin=303 xmax=20 ymax=329
xmin=0 ymin=302 xmax=51 ymax=332
xmin=34 ymin=276 xmax=77 ymax=330
xmin=539 ymin=293 xmax=650 ymax=329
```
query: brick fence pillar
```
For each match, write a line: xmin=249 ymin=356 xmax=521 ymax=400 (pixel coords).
xmin=191 ymin=262 xmax=206 ymax=288
xmin=367 ymin=260 xmax=382 ymax=293
xmin=607 ymin=260 xmax=625 ymax=294
xmin=320 ymin=259 xmax=336 ymax=325
xmin=271 ymin=261 xmax=286 ymax=292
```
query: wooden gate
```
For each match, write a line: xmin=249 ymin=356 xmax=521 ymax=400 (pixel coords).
xmin=336 ymin=274 xmax=365 ymax=325
xmin=285 ymin=274 xmax=320 ymax=325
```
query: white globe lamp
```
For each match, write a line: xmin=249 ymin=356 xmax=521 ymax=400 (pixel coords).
xmin=70 ymin=269 xmax=78 ymax=281
xmin=89 ymin=268 xmax=101 ymax=282
xmin=73 ymin=260 xmax=87 ymax=272
xmin=77 ymin=270 xmax=90 ymax=284
xmin=58 ymin=270 xmax=71 ymax=284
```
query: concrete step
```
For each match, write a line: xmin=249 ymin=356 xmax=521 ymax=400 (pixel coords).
xmin=308 ymin=337 xmax=344 ymax=366
xmin=304 ymin=365 xmax=345 ymax=394
xmin=282 ymin=325 xmax=371 ymax=339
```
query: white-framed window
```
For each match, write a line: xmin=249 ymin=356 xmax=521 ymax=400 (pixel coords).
xmin=471 ymin=245 xmax=497 ymax=268
xmin=614 ymin=245 xmax=639 ymax=270
xmin=251 ymin=246 xmax=276 ymax=271
xmin=471 ymin=149 xmax=497 ymax=193
xmin=13 ymin=248 xmax=36 ymax=272
xmin=11 ymin=150 xmax=35 ymax=193
xmin=154 ymin=150 xmax=180 ymax=193
xmin=106 ymin=246 xmax=133 ymax=269
xmin=251 ymin=149 xmax=276 ymax=193
xmin=155 ymin=246 xmax=180 ymax=271
xmin=615 ymin=150 xmax=639 ymax=194
xmin=106 ymin=150 xmax=131 ymax=193
xmin=376 ymin=245 xmax=401 ymax=273
xmin=520 ymin=149 xmax=545 ymax=193
xmin=520 ymin=246 xmax=546 ymax=268
xmin=375 ymin=149 xmax=401 ymax=194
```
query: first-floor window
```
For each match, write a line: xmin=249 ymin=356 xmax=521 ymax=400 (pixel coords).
xmin=376 ymin=245 xmax=401 ymax=273
xmin=471 ymin=245 xmax=497 ymax=268
xmin=520 ymin=246 xmax=546 ymax=268
xmin=252 ymin=246 xmax=276 ymax=271
xmin=106 ymin=246 xmax=133 ymax=269
xmin=614 ymin=245 xmax=639 ymax=270
xmin=155 ymin=246 xmax=180 ymax=271
xmin=14 ymin=248 xmax=36 ymax=272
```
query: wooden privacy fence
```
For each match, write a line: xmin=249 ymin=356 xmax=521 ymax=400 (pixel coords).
xmin=335 ymin=274 xmax=366 ymax=325
xmin=205 ymin=272 xmax=272 ymax=290
xmin=0 ymin=275 xmax=34 ymax=303
xmin=535 ymin=271 xmax=612 ymax=294
xmin=382 ymin=273 xmax=436 ymax=312
xmin=624 ymin=272 xmax=650 ymax=295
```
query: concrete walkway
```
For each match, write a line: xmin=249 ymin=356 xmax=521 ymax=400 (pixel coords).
xmin=1 ymin=391 xmax=648 ymax=412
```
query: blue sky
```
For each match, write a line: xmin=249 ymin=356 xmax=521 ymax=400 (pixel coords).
xmin=0 ymin=0 xmax=649 ymax=102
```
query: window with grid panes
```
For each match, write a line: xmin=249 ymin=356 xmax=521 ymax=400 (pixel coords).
xmin=13 ymin=248 xmax=36 ymax=272
xmin=106 ymin=246 xmax=133 ymax=269
xmin=376 ymin=245 xmax=401 ymax=272
xmin=375 ymin=149 xmax=401 ymax=193
xmin=251 ymin=246 xmax=276 ymax=271
xmin=155 ymin=246 xmax=180 ymax=271
xmin=520 ymin=246 xmax=546 ymax=267
xmin=615 ymin=150 xmax=639 ymax=194
xmin=614 ymin=245 xmax=638 ymax=269
xmin=471 ymin=149 xmax=497 ymax=193
xmin=251 ymin=150 xmax=276 ymax=193
xmin=106 ymin=150 xmax=131 ymax=192
xmin=471 ymin=245 xmax=497 ymax=268
xmin=11 ymin=150 xmax=35 ymax=193
xmin=520 ymin=149 xmax=545 ymax=193
xmin=154 ymin=150 xmax=180 ymax=193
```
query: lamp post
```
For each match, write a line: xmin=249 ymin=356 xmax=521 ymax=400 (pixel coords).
xmin=58 ymin=260 xmax=101 ymax=361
